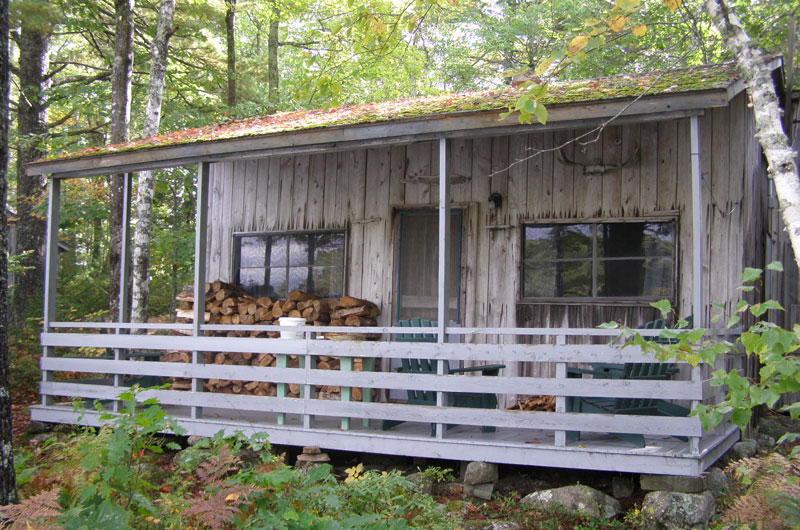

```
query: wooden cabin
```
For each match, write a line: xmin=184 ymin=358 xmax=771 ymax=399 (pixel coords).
xmin=27 ymin=59 xmax=797 ymax=477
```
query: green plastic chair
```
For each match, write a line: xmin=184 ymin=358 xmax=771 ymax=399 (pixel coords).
xmin=382 ymin=318 xmax=505 ymax=434
xmin=566 ymin=317 xmax=691 ymax=447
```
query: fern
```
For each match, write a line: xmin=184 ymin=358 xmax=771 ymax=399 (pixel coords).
xmin=195 ymin=444 xmax=241 ymax=486
xmin=721 ymin=453 xmax=800 ymax=529
xmin=0 ymin=488 xmax=62 ymax=530
xmin=183 ymin=484 xmax=263 ymax=529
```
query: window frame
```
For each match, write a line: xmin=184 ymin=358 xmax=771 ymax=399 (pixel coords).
xmin=232 ymin=229 xmax=347 ymax=299
xmin=518 ymin=217 xmax=678 ymax=305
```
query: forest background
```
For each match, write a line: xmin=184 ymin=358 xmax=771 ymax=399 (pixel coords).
xmin=3 ymin=0 xmax=798 ymax=405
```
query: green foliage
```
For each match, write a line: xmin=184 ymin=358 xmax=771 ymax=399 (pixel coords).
xmin=617 ymin=263 xmax=800 ymax=434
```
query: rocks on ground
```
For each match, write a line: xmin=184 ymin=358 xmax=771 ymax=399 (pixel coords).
xmin=642 ymin=490 xmax=715 ymax=530
xmin=520 ymin=484 xmax=622 ymax=520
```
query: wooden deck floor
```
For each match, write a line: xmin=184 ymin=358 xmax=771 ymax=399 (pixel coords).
xmin=30 ymin=402 xmax=739 ymax=477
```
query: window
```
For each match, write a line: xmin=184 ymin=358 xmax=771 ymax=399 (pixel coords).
xmin=521 ymin=221 xmax=675 ymax=301
xmin=234 ymin=231 xmax=345 ymax=298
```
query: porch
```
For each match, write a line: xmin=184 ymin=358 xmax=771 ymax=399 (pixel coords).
xmin=32 ymin=325 xmax=741 ymax=477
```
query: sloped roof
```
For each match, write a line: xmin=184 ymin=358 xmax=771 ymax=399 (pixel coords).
xmin=52 ymin=62 xmax=738 ymax=162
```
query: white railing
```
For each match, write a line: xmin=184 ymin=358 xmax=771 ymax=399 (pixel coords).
xmin=37 ymin=324 xmax=737 ymax=452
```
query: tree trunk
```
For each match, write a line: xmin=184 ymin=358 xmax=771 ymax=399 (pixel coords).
xmin=267 ymin=4 xmax=279 ymax=108
xmin=0 ymin=0 xmax=18 ymax=506
xmin=131 ymin=0 xmax=175 ymax=327
xmin=705 ymin=0 xmax=800 ymax=272
xmin=225 ymin=0 xmax=236 ymax=107
xmin=11 ymin=20 xmax=49 ymax=325
xmin=109 ymin=0 xmax=134 ymax=320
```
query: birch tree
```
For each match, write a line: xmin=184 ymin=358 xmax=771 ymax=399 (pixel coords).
xmin=108 ymin=0 xmax=133 ymax=320
xmin=130 ymin=0 xmax=175 ymax=326
xmin=0 ymin=0 xmax=17 ymax=506
xmin=704 ymin=0 xmax=800 ymax=271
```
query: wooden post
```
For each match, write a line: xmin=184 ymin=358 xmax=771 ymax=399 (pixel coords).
xmin=113 ymin=173 xmax=132 ymax=411
xmin=690 ymin=116 xmax=704 ymax=328
xmin=41 ymin=178 xmax=61 ymax=406
xmin=192 ymin=162 xmax=210 ymax=420
xmin=554 ymin=335 xmax=567 ymax=447
xmin=303 ymin=335 xmax=314 ymax=430
xmin=690 ymin=116 xmax=704 ymax=454
xmin=436 ymin=137 xmax=450 ymax=440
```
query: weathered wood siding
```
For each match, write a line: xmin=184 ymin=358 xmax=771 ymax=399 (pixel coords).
xmin=206 ymin=93 xmax=767 ymax=341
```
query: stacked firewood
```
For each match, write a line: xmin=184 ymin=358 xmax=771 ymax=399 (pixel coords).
xmin=506 ymin=395 xmax=556 ymax=412
xmin=166 ymin=281 xmax=380 ymax=397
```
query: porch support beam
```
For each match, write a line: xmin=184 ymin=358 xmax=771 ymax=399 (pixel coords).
xmin=690 ymin=115 xmax=704 ymax=328
xmin=41 ymin=178 xmax=61 ymax=405
xmin=192 ymin=162 xmax=210 ymax=420
xmin=690 ymin=115 xmax=704 ymax=455
xmin=113 ymin=173 xmax=133 ymax=409
xmin=436 ymin=137 xmax=451 ymax=439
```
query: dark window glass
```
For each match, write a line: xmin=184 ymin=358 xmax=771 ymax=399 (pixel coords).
xmin=234 ymin=231 xmax=345 ymax=298
xmin=522 ymin=221 xmax=675 ymax=300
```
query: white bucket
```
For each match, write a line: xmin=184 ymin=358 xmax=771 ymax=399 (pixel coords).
xmin=278 ymin=317 xmax=306 ymax=339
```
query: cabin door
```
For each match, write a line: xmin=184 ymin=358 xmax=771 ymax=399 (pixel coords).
xmin=395 ymin=209 xmax=462 ymax=324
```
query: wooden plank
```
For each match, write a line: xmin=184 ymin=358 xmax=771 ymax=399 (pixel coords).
xmin=710 ymin=106 xmax=730 ymax=314
xmin=602 ymin=125 xmax=623 ymax=217
xmin=322 ymin=152 xmax=337 ymax=228
xmin=266 ymin=157 xmax=281 ymax=231
xmin=362 ymin=147 xmax=390 ymax=310
xmin=206 ymin=163 xmax=222 ymax=280
xmin=404 ymin=141 xmax=432 ymax=205
xmin=38 ymin=381 xmax=702 ymax=436
xmin=218 ymin=162 xmax=234 ymax=281
xmin=292 ymin=154 xmax=310 ymax=230
xmin=230 ymin=161 xmax=246 ymax=231
xmin=242 ymin=159 xmax=258 ymax=232
xmin=347 ymin=149 xmax=367 ymax=297
xmin=639 ymin=121 xmax=658 ymax=214
xmin=43 ymin=357 xmax=702 ymax=399
xmin=677 ymin=118 xmax=693 ymax=316
xmin=508 ymin=134 xmax=528 ymax=223
xmin=383 ymin=145 xmax=406 ymax=320
xmin=699 ymin=112 xmax=713 ymax=323
xmin=657 ymin=119 xmax=678 ymax=212
xmin=306 ymin=153 xmax=326 ymax=230
xmin=528 ymin=131 xmax=554 ymax=219
xmin=278 ymin=155 xmax=295 ymax=230
xmin=727 ymin=94 xmax=746 ymax=312
xmin=450 ymin=138 xmax=473 ymax=204
xmin=473 ymin=136 xmax=496 ymax=337
xmin=254 ymin=158 xmax=269 ymax=231
xmin=552 ymin=129 xmax=574 ymax=218
xmin=620 ymin=123 xmax=641 ymax=217
xmin=42 ymin=331 xmax=700 ymax=363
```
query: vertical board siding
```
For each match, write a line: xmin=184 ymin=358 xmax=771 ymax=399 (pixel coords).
xmin=205 ymin=104 xmax=766 ymax=364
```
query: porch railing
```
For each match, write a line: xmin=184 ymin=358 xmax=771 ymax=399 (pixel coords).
xmin=39 ymin=324 xmax=741 ymax=458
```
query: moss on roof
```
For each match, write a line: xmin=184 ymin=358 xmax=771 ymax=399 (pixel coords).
xmin=50 ymin=62 xmax=736 ymax=161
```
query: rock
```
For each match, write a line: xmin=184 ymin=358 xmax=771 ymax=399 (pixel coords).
xmin=704 ymin=467 xmax=728 ymax=494
xmin=187 ymin=435 xmax=206 ymax=446
xmin=612 ymin=476 xmax=635 ymax=498
xmin=405 ymin=472 xmax=434 ymax=495
xmin=464 ymin=462 xmax=498 ymax=485
xmin=28 ymin=433 xmax=55 ymax=447
xmin=640 ymin=474 xmax=706 ymax=493
xmin=521 ymin=485 xmax=621 ymax=519
xmin=136 ymin=462 xmax=170 ymax=485
xmin=642 ymin=490 xmax=715 ymax=529
xmin=172 ymin=447 xmax=205 ymax=468
xmin=758 ymin=416 xmax=800 ymax=441
xmin=754 ymin=432 xmax=776 ymax=450
xmin=731 ymin=439 xmax=758 ymax=460
xmin=303 ymin=446 xmax=322 ymax=454
xmin=438 ymin=499 xmax=469 ymax=517
xmin=464 ymin=482 xmax=495 ymax=500
xmin=296 ymin=452 xmax=330 ymax=463
xmin=464 ymin=521 xmax=521 ymax=530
